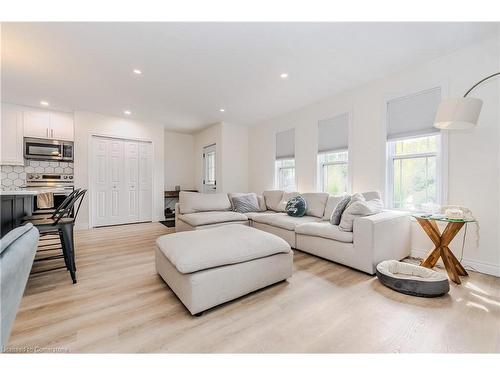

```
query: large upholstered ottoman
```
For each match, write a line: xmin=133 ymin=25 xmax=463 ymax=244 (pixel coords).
xmin=155 ymin=224 xmax=293 ymax=315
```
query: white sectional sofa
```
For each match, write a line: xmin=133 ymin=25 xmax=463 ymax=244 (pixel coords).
xmin=175 ymin=190 xmax=410 ymax=274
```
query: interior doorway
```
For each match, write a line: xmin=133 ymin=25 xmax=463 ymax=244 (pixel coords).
xmin=203 ymin=144 xmax=216 ymax=193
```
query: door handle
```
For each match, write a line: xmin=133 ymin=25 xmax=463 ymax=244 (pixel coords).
xmin=51 ymin=129 xmax=54 ymax=138
xmin=46 ymin=128 xmax=49 ymax=137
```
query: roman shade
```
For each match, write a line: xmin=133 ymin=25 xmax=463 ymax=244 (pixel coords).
xmin=387 ymin=87 xmax=441 ymax=140
xmin=318 ymin=113 xmax=349 ymax=153
xmin=276 ymin=129 xmax=295 ymax=160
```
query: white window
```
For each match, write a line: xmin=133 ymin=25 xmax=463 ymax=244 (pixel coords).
xmin=275 ymin=158 xmax=296 ymax=191
xmin=275 ymin=129 xmax=296 ymax=191
xmin=317 ymin=113 xmax=350 ymax=194
xmin=387 ymin=134 xmax=441 ymax=211
xmin=386 ymin=87 xmax=444 ymax=211
xmin=318 ymin=150 xmax=348 ymax=194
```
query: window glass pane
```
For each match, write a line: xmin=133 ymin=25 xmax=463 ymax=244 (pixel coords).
xmin=323 ymin=163 xmax=348 ymax=194
xmin=318 ymin=151 xmax=348 ymax=193
xmin=393 ymin=155 xmax=437 ymax=210
xmin=205 ymin=151 xmax=215 ymax=184
xmin=276 ymin=159 xmax=296 ymax=191
xmin=281 ymin=167 xmax=295 ymax=191
xmin=320 ymin=150 xmax=348 ymax=163
xmin=394 ymin=135 xmax=438 ymax=156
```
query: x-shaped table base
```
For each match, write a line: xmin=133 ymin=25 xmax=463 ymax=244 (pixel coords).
xmin=415 ymin=218 xmax=469 ymax=284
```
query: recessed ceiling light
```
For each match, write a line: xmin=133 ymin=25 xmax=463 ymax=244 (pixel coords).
xmin=133 ymin=69 xmax=142 ymax=75
xmin=219 ymin=108 xmax=225 ymax=112
xmin=40 ymin=100 xmax=50 ymax=106
xmin=124 ymin=110 xmax=132 ymax=115
xmin=280 ymin=73 xmax=289 ymax=79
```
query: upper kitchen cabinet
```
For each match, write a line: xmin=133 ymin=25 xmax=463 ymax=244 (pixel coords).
xmin=24 ymin=107 xmax=74 ymax=141
xmin=49 ymin=112 xmax=74 ymax=141
xmin=23 ymin=109 xmax=51 ymax=138
xmin=1 ymin=103 xmax=24 ymax=165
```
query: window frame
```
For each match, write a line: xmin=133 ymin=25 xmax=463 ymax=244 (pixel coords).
xmin=317 ymin=149 xmax=349 ymax=194
xmin=386 ymin=132 xmax=445 ymax=211
xmin=275 ymin=158 xmax=297 ymax=191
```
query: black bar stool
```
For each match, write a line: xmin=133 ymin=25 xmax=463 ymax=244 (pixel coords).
xmin=25 ymin=189 xmax=87 ymax=284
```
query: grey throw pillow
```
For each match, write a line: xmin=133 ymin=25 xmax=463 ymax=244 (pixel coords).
xmin=231 ymin=193 xmax=261 ymax=213
xmin=329 ymin=195 xmax=351 ymax=225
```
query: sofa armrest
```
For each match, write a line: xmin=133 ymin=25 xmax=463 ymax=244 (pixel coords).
xmin=353 ymin=210 xmax=411 ymax=274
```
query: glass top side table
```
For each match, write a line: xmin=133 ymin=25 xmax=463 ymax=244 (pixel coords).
xmin=412 ymin=214 xmax=476 ymax=284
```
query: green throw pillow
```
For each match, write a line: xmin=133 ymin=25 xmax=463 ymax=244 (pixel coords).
xmin=286 ymin=196 xmax=307 ymax=217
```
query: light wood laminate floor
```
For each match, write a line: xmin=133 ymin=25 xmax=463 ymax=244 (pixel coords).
xmin=6 ymin=222 xmax=500 ymax=353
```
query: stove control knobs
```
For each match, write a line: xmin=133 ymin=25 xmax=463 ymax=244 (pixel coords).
xmin=69 ymin=175 xmax=73 ymax=179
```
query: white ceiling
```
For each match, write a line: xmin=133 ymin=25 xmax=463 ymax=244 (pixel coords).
xmin=2 ymin=22 xmax=498 ymax=132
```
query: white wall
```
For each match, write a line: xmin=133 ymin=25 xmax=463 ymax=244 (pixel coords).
xmin=193 ymin=122 xmax=223 ymax=193
xmin=74 ymin=111 xmax=165 ymax=229
xmin=220 ymin=122 xmax=249 ymax=193
xmin=248 ymin=35 xmax=500 ymax=276
xmin=192 ymin=122 xmax=249 ymax=193
xmin=164 ymin=130 xmax=195 ymax=191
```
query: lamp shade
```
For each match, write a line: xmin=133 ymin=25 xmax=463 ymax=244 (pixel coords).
xmin=434 ymin=97 xmax=483 ymax=130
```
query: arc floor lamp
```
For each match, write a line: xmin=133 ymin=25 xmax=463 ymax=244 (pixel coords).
xmin=434 ymin=72 xmax=500 ymax=130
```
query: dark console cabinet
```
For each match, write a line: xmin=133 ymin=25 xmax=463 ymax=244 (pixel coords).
xmin=1 ymin=194 xmax=33 ymax=238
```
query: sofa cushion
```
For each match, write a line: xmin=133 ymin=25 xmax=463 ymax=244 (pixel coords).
xmin=156 ymin=224 xmax=291 ymax=274
xmin=257 ymin=195 xmax=267 ymax=211
xmin=179 ymin=192 xmax=231 ymax=214
xmin=339 ymin=193 xmax=384 ymax=232
xmin=263 ymin=190 xmax=284 ymax=211
xmin=301 ymin=192 xmax=329 ymax=218
xmin=178 ymin=211 xmax=248 ymax=227
xmin=295 ymin=221 xmax=353 ymax=243
xmin=323 ymin=195 xmax=343 ymax=220
xmin=245 ymin=211 xmax=278 ymax=220
xmin=252 ymin=212 xmax=320 ymax=231
xmin=277 ymin=192 xmax=300 ymax=211
xmin=229 ymin=193 xmax=261 ymax=213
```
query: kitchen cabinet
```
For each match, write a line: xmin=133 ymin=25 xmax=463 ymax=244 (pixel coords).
xmin=24 ymin=107 xmax=74 ymax=141
xmin=24 ymin=109 xmax=51 ymax=138
xmin=1 ymin=103 xmax=24 ymax=165
xmin=49 ymin=112 xmax=74 ymax=141
xmin=1 ymin=194 xmax=33 ymax=237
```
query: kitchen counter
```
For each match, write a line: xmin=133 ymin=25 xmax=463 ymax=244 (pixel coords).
xmin=0 ymin=187 xmax=70 ymax=195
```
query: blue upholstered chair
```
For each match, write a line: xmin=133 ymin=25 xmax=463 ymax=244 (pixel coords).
xmin=0 ymin=223 xmax=39 ymax=350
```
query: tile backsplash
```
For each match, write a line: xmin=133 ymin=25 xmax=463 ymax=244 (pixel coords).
xmin=1 ymin=160 xmax=74 ymax=190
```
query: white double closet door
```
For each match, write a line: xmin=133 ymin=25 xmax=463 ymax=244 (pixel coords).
xmin=92 ymin=136 xmax=153 ymax=227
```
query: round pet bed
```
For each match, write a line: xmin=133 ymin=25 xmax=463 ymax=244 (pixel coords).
xmin=376 ymin=260 xmax=450 ymax=297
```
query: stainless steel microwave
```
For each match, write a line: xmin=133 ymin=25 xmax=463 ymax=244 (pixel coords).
xmin=24 ymin=137 xmax=74 ymax=161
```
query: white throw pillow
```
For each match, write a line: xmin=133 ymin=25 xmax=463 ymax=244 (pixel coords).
xmin=339 ymin=193 xmax=383 ymax=232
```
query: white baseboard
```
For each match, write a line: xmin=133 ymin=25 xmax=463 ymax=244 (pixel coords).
xmin=411 ymin=248 xmax=500 ymax=277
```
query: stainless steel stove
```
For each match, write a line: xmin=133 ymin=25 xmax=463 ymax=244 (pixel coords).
xmin=26 ymin=173 xmax=75 ymax=210
xmin=26 ymin=173 xmax=74 ymax=195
